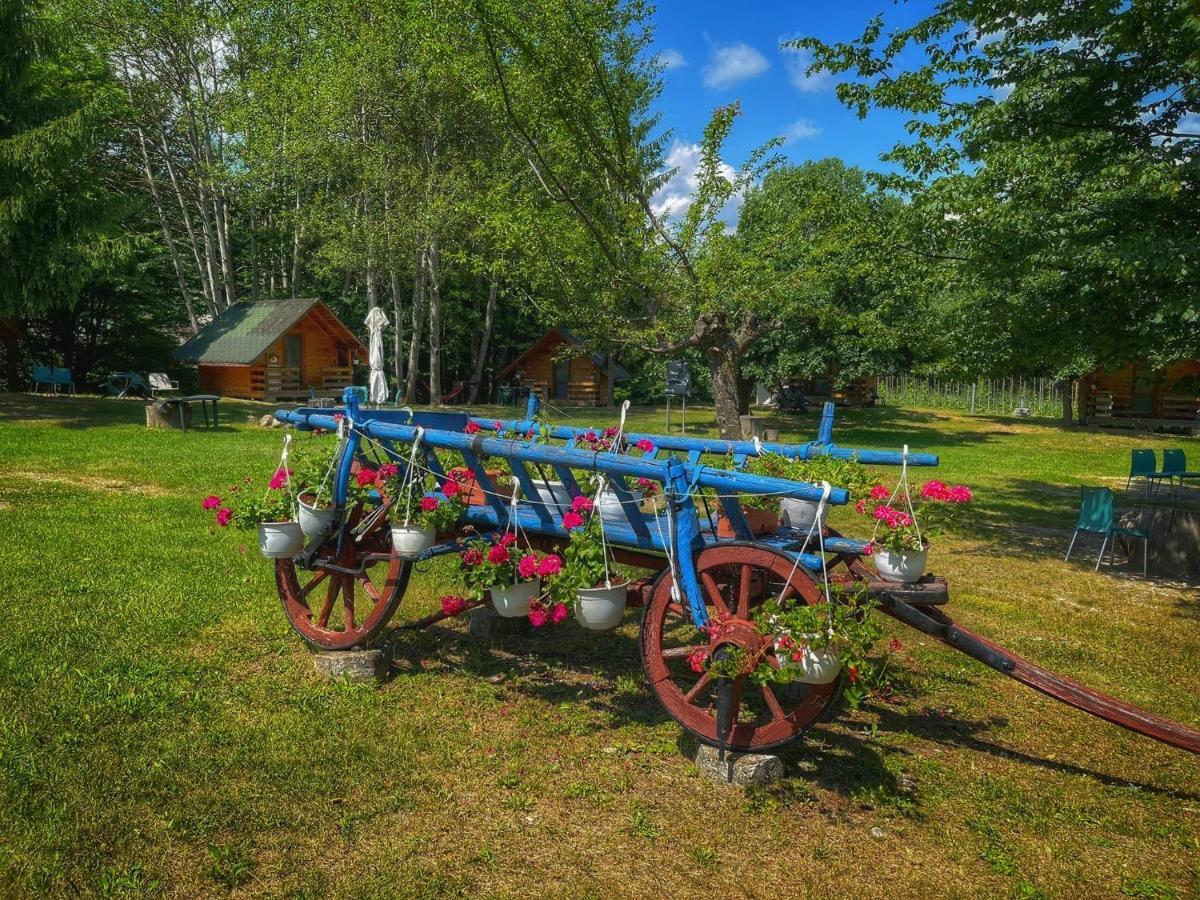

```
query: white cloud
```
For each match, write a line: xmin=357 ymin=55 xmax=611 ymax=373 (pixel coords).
xmin=781 ymin=46 xmax=833 ymax=93
xmin=702 ymin=42 xmax=769 ymax=89
xmin=657 ymin=48 xmax=686 ymax=71
xmin=784 ymin=118 xmax=822 ymax=142
xmin=650 ymin=141 xmax=744 ymax=231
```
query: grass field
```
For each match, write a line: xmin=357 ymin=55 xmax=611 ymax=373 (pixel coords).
xmin=0 ymin=393 xmax=1198 ymax=898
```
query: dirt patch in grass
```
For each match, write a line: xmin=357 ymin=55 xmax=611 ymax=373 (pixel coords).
xmin=7 ymin=469 xmax=171 ymax=497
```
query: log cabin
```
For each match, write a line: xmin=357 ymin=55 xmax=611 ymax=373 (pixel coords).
xmin=497 ymin=327 xmax=629 ymax=406
xmin=175 ymin=298 xmax=365 ymax=401
xmin=1080 ymin=359 xmax=1200 ymax=431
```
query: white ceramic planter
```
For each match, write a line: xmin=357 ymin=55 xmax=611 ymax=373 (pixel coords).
xmin=780 ymin=497 xmax=827 ymax=531
xmin=534 ymin=481 xmax=573 ymax=510
xmin=775 ymin=637 xmax=841 ymax=685
xmin=596 ymin=488 xmax=629 ymax=524
xmin=258 ymin=521 xmax=305 ymax=559
xmin=873 ymin=546 xmax=929 ymax=583
xmin=298 ymin=496 xmax=338 ymax=539
xmin=573 ymin=582 xmax=629 ymax=631
xmin=490 ymin=578 xmax=541 ymax=618
xmin=391 ymin=524 xmax=435 ymax=559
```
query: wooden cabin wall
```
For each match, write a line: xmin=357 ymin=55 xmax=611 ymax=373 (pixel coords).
xmin=198 ymin=365 xmax=253 ymax=399
xmin=260 ymin=317 xmax=344 ymax=388
xmin=1082 ymin=360 xmax=1200 ymax=420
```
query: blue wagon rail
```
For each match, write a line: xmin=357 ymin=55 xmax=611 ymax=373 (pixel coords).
xmin=270 ymin=390 xmax=1200 ymax=757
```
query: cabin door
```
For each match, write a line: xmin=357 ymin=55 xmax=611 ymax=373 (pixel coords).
xmin=284 ymin=335 xmax=302 ymax=369
xmin=553 ymin=358 xmax=571 ymax=402
xmin=1131 ymin=362 xmax=1156 ymax=416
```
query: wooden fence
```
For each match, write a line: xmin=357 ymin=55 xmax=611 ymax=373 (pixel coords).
xmin=879 ymin=376 xmax=1064 ymax=418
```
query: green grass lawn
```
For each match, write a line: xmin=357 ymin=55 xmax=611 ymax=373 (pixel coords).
xmin=0 ymin=393 xmax=1197 ymax=898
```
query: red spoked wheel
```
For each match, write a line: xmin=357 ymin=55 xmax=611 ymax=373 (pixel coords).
xmin=640 ymin=542 xmax=843 ymax=752
xmin=275 ymin=509 xmax=411 ymax=650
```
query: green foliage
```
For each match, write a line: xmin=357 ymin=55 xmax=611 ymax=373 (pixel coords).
xmin=745 ymin=451 xmax=873 ymax=498
xmin=548 ymin=512 xmax=611 ymax=602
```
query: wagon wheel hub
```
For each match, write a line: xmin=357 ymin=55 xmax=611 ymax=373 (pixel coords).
xmin=707 ymin=619 xmax=769 ymax=675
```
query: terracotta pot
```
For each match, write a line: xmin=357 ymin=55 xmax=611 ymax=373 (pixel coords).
xmin=716 ymin=505 xmax=779 ymax=538
xmin=447 ymin=466 xmax=514 ymax=507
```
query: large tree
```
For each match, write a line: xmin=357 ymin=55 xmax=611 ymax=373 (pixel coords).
xmin=794 ymin=0 xmax=1200 ymax=421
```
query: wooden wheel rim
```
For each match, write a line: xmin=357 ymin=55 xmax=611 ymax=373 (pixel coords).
xmin=640 ymin=543 xmax=841 ymax=752
xmin=275 ymin=527 xmax=409 ymax=650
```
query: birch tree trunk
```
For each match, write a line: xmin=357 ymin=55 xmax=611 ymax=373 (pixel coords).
xmin=404 ymin=249 xmax=427 ymax=404
xmin=290 ymin=190 xmax=303 ymax=293
xmin=425 ymin=237 xmax=443 ymax=405
xmin=467 ymin=274 xmax=498 ymax=404
xmin=390 ymin=270 xmax=405 ymax=389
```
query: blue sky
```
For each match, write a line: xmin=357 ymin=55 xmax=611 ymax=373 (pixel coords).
xmin=647 ymin=0 xmax=937 ymax=218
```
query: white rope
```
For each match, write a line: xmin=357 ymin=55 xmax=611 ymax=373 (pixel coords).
xmin=610 ymin=400 xmax=630 ymax=453
xmin=590 ymin=474 xmax=614 ymax=589
xmin=871 ymin=444 xmax=921 ymax=546
xmin=399 ymin=427 xmax=425 ymax=526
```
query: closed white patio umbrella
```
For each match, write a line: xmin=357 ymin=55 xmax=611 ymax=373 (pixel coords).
xmin=364 ymin=307 xmax=390 ymax=406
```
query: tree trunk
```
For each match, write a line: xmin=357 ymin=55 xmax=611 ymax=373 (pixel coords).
xmin=606 ymin=351 xmax=615 ymax=407
xmin=467 ymin=274 xmax=498 ymax=405
xmin=366 ymin=261 xmax=379 ymax=311
xmin=404 ymin=249 xmax=426 ymax=404
xmin=1061 ymin=377 xmax=1075 ymax=425
xmin=705 ymin=342 xmax=743 ymax=440
xmin=290 ymin=190 xmax=303 ymax=293
xmin=390 ymin=270 xmax=405 ymax=390
xmin=426 ymin=237 xmax=443 ymax=405
xmin=736 ymin=371 xmax=755 ymax=416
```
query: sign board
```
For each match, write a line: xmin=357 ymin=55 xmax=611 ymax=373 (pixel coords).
xmin=665 ymin=360 xmax=691 ymax=397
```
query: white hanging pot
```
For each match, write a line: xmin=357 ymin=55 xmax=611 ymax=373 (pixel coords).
xmin=391 ymin=524 xmax=434 ymax=559
xmin=780 ymin=497 xmax=828 ymax=530
xmin=873 ymin=545 xmax=929 ymax=583
xmin=490 ymin=578 xmax=541 ymax=618
xmin=595 ymin=488 xmax=628 ymax=525
xmin=298 ymin=495 xmax=338 ymax=539
xmin=573 ymin=582 xmax=629 ymax=631
xmin=534 ymin=480 xmax=572 ymax=510
xmin=258 ymin=521 xmax=305 ymax=559
xmin=775 ymin=636 xmax=841 ymax=685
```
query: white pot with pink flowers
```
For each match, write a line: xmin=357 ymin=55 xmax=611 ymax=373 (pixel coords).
xmin=858 ymin=479 xmax=973 ymax=583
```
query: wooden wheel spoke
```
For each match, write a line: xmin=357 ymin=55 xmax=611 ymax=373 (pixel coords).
xmin=298 ymin=569 xmax=329 ymax=603
xmin=778 ymin=581 xmax=798 ymax=604
xmin=684 ymin=673 xmax=712 ymax=703
xmin=358 ymin=572 xmax=382 ymax=604
xmin=666 ymin=602 xmax=687 ymax=619
xmin=700 ymin=572 xmax=730 ymax=618
xmin=737 ymin=564 xmax=752 ymax=618
xmin=342 ymin=575 xmax=356 ymax=630
xmin=316 ymin=576 xmax=340 ymax=627
xmin=662 ymin=645 xmax=704 ymax=660
xmin=762 ymin=684 xmax=787 ymax=722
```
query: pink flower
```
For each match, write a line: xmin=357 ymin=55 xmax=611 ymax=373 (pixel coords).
xmin=355 ymin=468 xmax=377 ymax=488
xmin=202 ymin=495 xmax=221 ymax=510
xmin=461 ymin=548 xmax=483 ymax=567
xmin=791 ymin=650 xmax=804 ymax=663
xmin=487 ymin=544 xmax=511 ymax=565
xmin=529 ymin=606 xmax=549 ymax=627
xmin=687 ymin=649 xmax=708 ymax=673
xmin=571 ymin=494 xmax=594 ymax=513
xmin=602 ymin=426 xmax=618 ymax=438
xmin=872 ymin=504 xmax=893 ymax=521
xmin=537 ymin=554 xmax=562 ymax=577
xmin=584 ymin=430 xmax=597 ymax=442
xmin=465 ymin=421 xmax=482 ymax=434
xmin=499 ymin=532 xmax=517 ymax=547
xmin=854 ymin=498 xmax=868 ymax=515
xmin=215 ymin=507 xmax=232 ymax=527
xmin=895 ymin=512 xmax=912 ymax=528
xmin=870 ymin=484 xmax=890 ymax=500
xmin=493 ymin=420 xmax=504 ymax=432
xmin=441 ymin=479 xmax=461 ymax=498
xmin=920 ymin=480 xmax=949 ymax=501
xmin=419 ymin=496 xmax=439 ymax=512
xmin=636 ymin=439 xmax=654 ymax=453
xmin=441 ymin=595 xmax=468 ymax=616
xmin=550 ymin=603 xmax=568 ymax=624
xmin=377 ymin=463 xmax=399 ymax=480
xmin=947 ymin=485 xmax=973 ymax=503
xmin=269 ymin=467 xmax=292 ymax=490
xmin=562 ymin=511 xmax=585 ymax=530
xmin=517 ymin=554 xmax=539 ymax=579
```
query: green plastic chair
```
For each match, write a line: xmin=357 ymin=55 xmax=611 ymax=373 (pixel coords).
xmin=1160 ymin=449 xmax=1200 ymax=498
xmin=1065 ymin=486 xmax=1149 ymax=576
xmin=1125 ymin=449 xmax=1160 ymax=497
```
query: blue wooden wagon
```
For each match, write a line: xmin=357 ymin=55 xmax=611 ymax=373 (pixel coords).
xmin=273 ymin=390 xmax=1200 ymax=756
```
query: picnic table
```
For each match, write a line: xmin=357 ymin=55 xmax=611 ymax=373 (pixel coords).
xmin=155 ymin=394 xmax=220 ymax=431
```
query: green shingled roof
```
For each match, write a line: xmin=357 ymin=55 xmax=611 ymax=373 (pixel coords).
xmin=174 ymin=298 xmax=362 ymax=365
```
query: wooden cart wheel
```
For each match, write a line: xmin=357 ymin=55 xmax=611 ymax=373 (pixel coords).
xmin=275 ymin=512 xmax=411 ymax=651
xmin=640 ymin=542 xmax=843 ymax=752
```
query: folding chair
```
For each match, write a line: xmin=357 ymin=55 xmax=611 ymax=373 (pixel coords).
xmin=1065 ymin=486 xmax=1149 ymax=577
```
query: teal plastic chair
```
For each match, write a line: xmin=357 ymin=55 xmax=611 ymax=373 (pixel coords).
xmin=1160 ymin=449 xmax=1200 ymax=498
xmin=1065 ymin=487 xmax=1149 ymax=576
xmin=1125 ymin=449 xmax=1160 ymax=497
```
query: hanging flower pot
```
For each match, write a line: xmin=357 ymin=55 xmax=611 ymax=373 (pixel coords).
xmin=490 ymin=578 xmax=541 ymax=618
xmin=534 ymin=480 xmax=572 ymax=510
xmin=258 ymin=521 xmax=305 ymax=559
xmin=716 ymin=503 xmax=779 ymax=537
xmin=391 ymin=524 xmax=434 ymax=559
xmin=594 ymin=487 xmax=629 ymax=525
xmin=775 ymin=636 xmax=841 ymax=685
xmin=573 ymin=582 xmax=629 ymax=631
xmin=873 ymin=545 xmax=929 ymax=583
xmin=298 ymin=493 xmax=338 ymax=539
xmin=447 ymin=466 xmax=514 ymax=506
xmin=779 ymin=497 xmax=827 ymax=531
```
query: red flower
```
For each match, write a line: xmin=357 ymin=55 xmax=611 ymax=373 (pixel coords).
xmin=855 ymin=498 xmax=868 ymax=515
xmin=461 ymin=548 xmax=483 ymax=567
xmin=869 ymin=484 xmax=890 ymax=500
xmin=550 ymin=603 xmax=568 ymax=624
xmin=517 ymin=554 xmax=539 ymax=579
xmin=355 ymin=468 xmax=377 ymax=488
xmin=584 ymin=430 xmax=597 ymax=442
xmin=571 ymin=494 xmax=594 ymax=513
xmin=465 ymin=421 xmax=482 ymax=434
xmin=602 ymin=426 xmax=618 ymax=438
xmin=493 ymin=420 xmax=504 ymax=432
xmin=440 ymin=595 xmax=468 ymax=616
xmin=562 ymin=511 xmax=585 ymax=530
xmin=635 ymin=439 xmax=654 ymax=453
xmin=487 ymin=544 xmax=511 ymax=565
xmin=215 ymin=507 xmax=233 ymax=527
xmin=377 ymin=463 xmax=399 ymax=480
xmin=499 ymin=532 xmax=517 ymax=547
xmin=687 ymin=649 xmax=708 ymax=673
xmin=536 ymin=554 xmax=562 ymax=577
xmin=947 ymin=485 xmax=973 ymax=503
xmin=888 ymin=638 xmax=903 ymax=653
xmin=847 ymin=665 xmax=859 ymax=683
xmin=419 ymin=496 xmax=439 ymax=512
xmin=441 ymin=479 xmax=461 ymax=498
xmin=529 ymin=607 xmax=549 ymax=627
xmin=202 ymin=495 xmax=221 ymax=510
xmin=269 ymin=467 xmax=292 ymax=490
